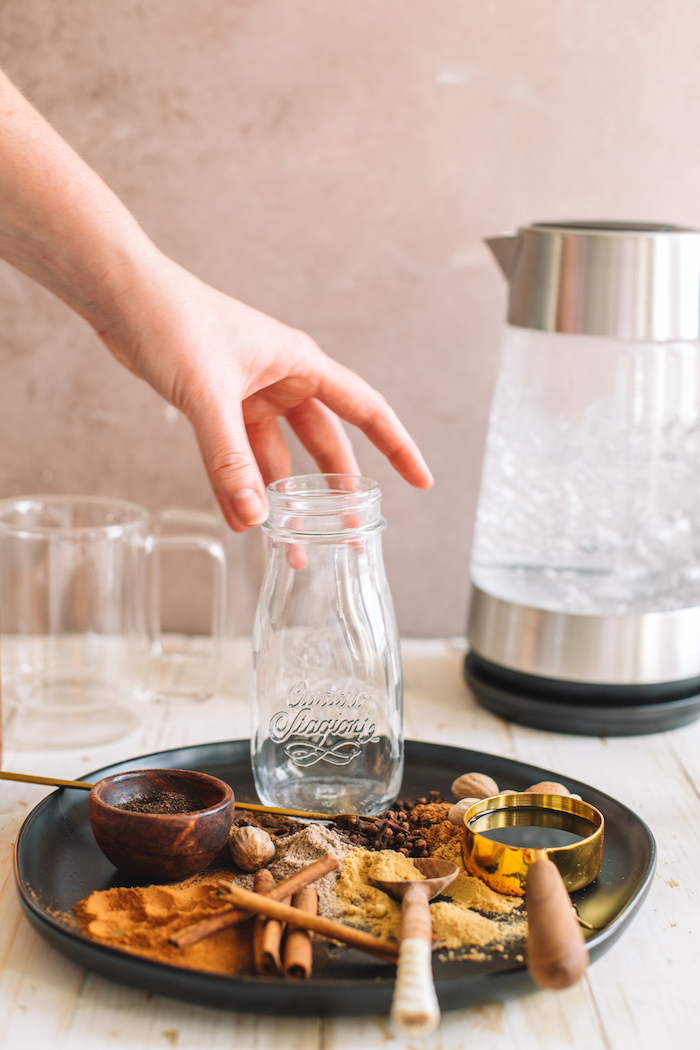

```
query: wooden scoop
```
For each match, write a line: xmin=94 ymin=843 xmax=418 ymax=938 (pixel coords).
xmin=371 ymin=857 xmax=458 ymax=1036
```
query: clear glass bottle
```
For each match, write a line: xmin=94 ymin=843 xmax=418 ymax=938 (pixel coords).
xmin=250 ymin=475 xmax=403 ymax=815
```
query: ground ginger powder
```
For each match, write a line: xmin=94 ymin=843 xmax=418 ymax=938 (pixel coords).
xmin=334 ymin=849 xmax=404 ymax=934
xmin=333 ymin=846 xmax=526 ymax=953
xmin=432 ymin=837 xmax=522 ymax=916
xmin=367 ymin=851 xmax=426 ymax=883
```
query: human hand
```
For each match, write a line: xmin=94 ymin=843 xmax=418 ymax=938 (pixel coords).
xmin=98 ymin=252 xmax=433 ymax=531
xmin=0 ymin=70 xmax=432 ymax=529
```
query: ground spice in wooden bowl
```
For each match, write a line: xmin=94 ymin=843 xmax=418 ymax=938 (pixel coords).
xmin=116 ymin=790 xmax=206 ymax=814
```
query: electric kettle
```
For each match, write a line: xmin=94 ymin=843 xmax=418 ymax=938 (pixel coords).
xmin=466 ymin=221 xmax=700 ymax=735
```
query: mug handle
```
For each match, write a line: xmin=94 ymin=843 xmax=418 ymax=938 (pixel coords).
xmin=145 ymin=519 xmax=226 ymax=701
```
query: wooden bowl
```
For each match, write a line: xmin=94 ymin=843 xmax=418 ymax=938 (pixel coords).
xmin=88 ymin=768 xmax=235 ymax=883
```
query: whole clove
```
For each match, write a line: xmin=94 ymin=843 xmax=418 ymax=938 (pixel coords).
xmin=330 ymin=794 xmax=448 ymax=859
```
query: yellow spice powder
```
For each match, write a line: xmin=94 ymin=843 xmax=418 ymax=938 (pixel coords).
xmin=432 ymin=838 xmax=521 ymax=915
xmin=333 ymin=847 xmax=525 ymax=952
xmin=430 ymin=902 xmax=522 ymax=950
xmin=334 ymin=849 xmax=403 ymax=937
xmin=366 ymin=851 xmax=425 ymax=883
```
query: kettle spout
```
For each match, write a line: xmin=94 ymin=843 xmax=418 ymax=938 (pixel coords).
xmin=485 ymin=233 xmax=519 ymax=280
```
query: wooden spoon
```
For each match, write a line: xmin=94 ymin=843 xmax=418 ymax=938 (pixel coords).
xmin=371 ymin=857 xmax=458 ymax=1036
xmin=525 ymin=849 xmax=589 ymax=989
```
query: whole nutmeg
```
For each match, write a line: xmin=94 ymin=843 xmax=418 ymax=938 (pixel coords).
xmin=229 ymin=825 xmax=276 ymax=872
xmin=451 ymin=772 xmax=499 ymax=801
xmin=525 ymin=781 xmax=570 ymax=796
xmin=447 ymin=798 xmax=480 ymax=826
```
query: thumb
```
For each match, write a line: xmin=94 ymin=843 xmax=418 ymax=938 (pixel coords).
xmin=190 ymin=399 xmax=269 ymax=532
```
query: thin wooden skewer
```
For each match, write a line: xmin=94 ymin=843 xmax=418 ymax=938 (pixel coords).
xmin=0 ymin=770 xmax=372 ymax=821
xmin=170 ymin=855 xmax=340 ymax=948
xmin=208 ymin=883 xmax=399 ymax=965
xmin=233 ymin=801 xmax=356 ymax=820
xmin=0 ymin=770 xmax=93 ymax=790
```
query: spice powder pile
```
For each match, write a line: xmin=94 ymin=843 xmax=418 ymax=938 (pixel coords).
xmin=333 ymin=840 xmax=526 ymax=956
xmin=73 ymin=878 xmax=254 ymax=974
xmin=269 ymin=823 xmax=351 ymax=919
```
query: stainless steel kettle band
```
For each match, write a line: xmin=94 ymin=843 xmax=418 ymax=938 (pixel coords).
xmin=486 ymin=221 xmax=700 ymax=341
xmin=467 ymin=584 xmax=700 ymax=685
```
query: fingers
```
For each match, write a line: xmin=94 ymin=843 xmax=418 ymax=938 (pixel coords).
xmin=247 ymin=416 xmax=292 ymax=487
xmin=189 ymin=396 xmax=269 ymax=532
xmin=285 ymin=398 xmax=360 ymax=476
xmin=314 ymin=361 xmax=433 ymax=489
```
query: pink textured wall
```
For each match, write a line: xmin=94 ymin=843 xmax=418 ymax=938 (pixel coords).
xmin=1 ymin=1 xmax=699 ymax=634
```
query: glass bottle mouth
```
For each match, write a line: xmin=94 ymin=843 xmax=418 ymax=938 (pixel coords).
xmin=265 ymin=474 xmax=384 ymax=537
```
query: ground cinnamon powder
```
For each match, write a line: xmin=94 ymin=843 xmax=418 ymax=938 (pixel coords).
xmin=408 ymin=802 xmax=453 ymax=825
xmin=73 ymin=878 xmax=254 ymax=975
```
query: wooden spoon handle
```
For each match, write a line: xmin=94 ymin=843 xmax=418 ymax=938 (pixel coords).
xmin=526 ymin=851 xmax=589 ymax=990
xmin=390 ymin=884 xmax=440 ymax=1036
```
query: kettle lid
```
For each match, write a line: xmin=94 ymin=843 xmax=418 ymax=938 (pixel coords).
xmin=488 ymin=220 xmax=700 ymax=341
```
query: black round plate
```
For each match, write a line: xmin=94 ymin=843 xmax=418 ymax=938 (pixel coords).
xmin=465 ymin=652 xmax=700 ymax=736
xmin=14 ymin=739 xmax=655 ymax=1016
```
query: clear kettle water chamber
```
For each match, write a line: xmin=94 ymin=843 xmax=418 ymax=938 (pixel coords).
xmin=466 ymin=221 xmax=700 ymax=734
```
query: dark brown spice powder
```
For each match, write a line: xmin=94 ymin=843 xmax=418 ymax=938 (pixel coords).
xmin=116 ymin=790 xmax=206 ymax=814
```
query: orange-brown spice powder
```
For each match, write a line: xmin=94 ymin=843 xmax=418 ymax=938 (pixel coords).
xmin=73 ymin=878 xmax=253 ymax=975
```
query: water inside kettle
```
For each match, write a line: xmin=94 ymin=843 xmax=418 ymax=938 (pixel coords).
xmin=471 ymin=327 xmax=700 ymax=616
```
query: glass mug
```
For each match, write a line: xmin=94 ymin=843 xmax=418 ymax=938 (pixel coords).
xmin=250 ymin=475 xmax=403 ymax=815
xmin=153 ymin=506 xmax=265 ymax=692
xmin=0 ymin=495 xmax=226 ymax=749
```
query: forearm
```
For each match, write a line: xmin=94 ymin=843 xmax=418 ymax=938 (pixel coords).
xmin=0 ymin=68 xmax=160 ymax=334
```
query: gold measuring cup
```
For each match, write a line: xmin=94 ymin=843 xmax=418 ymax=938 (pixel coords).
xmin=462 ymin=793 xmax=604 ymax=990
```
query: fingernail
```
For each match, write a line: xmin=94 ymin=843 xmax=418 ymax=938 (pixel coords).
xmin=232 ymin=488 xmax=268 ymax=526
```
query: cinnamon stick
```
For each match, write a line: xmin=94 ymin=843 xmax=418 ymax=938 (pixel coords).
xmin=215 ymin=883 xmax=399 ymax=964
xmin=170 ymin=855 xmax=339 ymax=949
xmin=252 ymin=869 xmax=291 ymax=976
xmin=283 ymin=887 xmax=317 ymax=980
xmin=252 ymin=870 xmax=276 ymax=975
xmin=260 ymin=894 xmax=291 ymax=975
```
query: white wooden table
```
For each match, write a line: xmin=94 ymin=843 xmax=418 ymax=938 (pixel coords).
xmin=0 ymin=638 xmax=694 ymax=1049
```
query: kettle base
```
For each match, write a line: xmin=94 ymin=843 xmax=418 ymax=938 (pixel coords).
xmin=464 ymin=652 xmax=700 ymax=736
